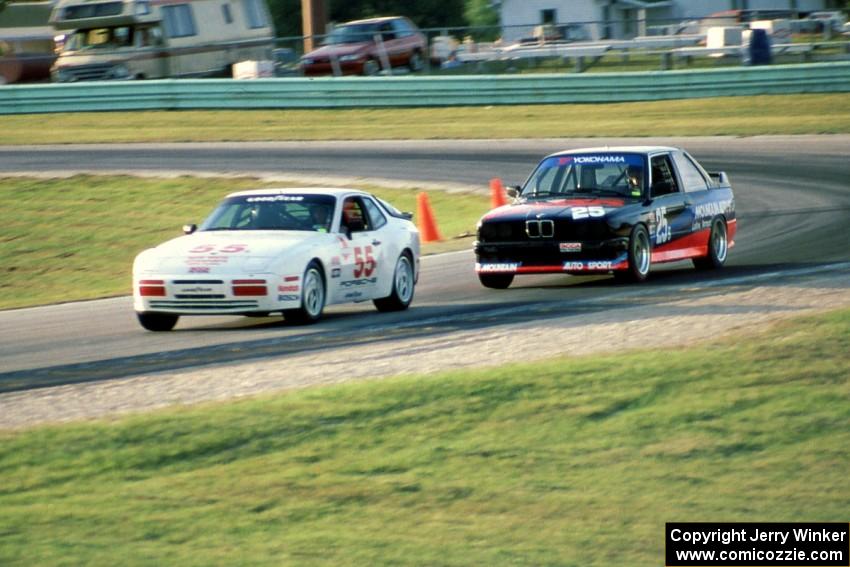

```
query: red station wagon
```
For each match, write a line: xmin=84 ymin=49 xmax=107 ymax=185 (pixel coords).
xmin=300 ymin=16 xmax=427 ymax=76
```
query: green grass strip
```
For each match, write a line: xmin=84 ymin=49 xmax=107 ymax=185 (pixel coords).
xmin=1 ymin=308 xmax=848 ymax=566
xmin=0 ymin=175 xmax=487 ymax=309
xmin=1 ymin=94 xmax=849 ymax=143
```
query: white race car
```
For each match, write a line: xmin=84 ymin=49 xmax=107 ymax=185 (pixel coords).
xmin=133 ymin=188 xmax=420 ymax=331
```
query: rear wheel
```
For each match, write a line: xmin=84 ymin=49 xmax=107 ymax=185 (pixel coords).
xmin=478 ymin=273 xmax=514 ymax=289
xmin=284 ymin=262 xmax=325 ymax=324
xmin=374 ymin=253 xmax=415 ymax=312
xmin=615 ymin=224 xmax=651 ymax=283
xmin=408 ymin=50 xmax=424 ymax=72
xmin=693 ymin=217 xmax=728 ymax=270
xmin=137 ymin=312 xmax=179 ymax=332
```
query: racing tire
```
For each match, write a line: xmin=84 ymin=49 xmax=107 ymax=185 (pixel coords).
xmin=693 ymin=217 xmax=728 ymax=270
xmin=615 ymin=224 xmax=651 ymax=283
xmin=478 ymin=273 xmax=514 ymax=289
xmin=137 ymin=312 xmax=179 ymax=332
xmin=374 ymin=253 xmax=415 ymax=312
xmin=284 ymin=262 xmax=326 ymax=324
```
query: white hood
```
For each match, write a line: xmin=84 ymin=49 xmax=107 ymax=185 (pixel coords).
xmin=137 ymin=231 xmax=323 ymax=274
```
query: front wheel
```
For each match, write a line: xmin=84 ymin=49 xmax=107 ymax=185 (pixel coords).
xmin=478 ymin=273 xmax=514 ymax=289
xmin=362 ymin=58 xmax=380 ymax=76
xmin=615 ymin=224 xmax=651 ymax=283
xmin=284 ymin=262 xmax=325 ymax=324
xmin=374 ymin=254 xmax=415 ymax=312
xmin=137 ymin=312 xmax=179 ymax=332
xmin=693 ymin=218 xmax=728 ymax=270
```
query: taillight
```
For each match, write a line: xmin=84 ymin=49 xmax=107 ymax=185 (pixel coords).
xmin=232 ymin=279 xmax=267 ymax=296
xmin=139 ymin=279 xmax=166 ymax=297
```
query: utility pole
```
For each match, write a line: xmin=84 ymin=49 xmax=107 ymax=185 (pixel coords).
xmin=301 ymin=0 xmax=328 ymax=53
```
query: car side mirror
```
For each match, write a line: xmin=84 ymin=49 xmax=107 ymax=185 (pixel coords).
xmin=401 ymin=211 xmax=413 ymax=220
xmin=183 ymin=223 xmax=197 ymax=234
xmin=506 ymin=186 xmax=520 ymax=199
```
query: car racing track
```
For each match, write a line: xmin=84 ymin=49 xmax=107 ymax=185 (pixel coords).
xmin=0 ymin=136 xmax=849 ymax=392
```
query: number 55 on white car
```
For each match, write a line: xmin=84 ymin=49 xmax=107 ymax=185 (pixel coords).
xmin=132 ymin=189 xmax=420 ymax=331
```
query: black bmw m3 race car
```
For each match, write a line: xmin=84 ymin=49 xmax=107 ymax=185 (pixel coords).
xmin=474 ymin=146 xmax=736 ymax=288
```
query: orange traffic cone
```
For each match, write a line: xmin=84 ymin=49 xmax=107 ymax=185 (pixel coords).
xmin=490 ymin=177 xmax=507 ymax=208
xmin=416 ymin=192 xmax=443 ymax=243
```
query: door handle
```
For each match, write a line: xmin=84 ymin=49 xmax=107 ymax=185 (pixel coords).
xmin=372 ymin=239 xmax=382 ymax=246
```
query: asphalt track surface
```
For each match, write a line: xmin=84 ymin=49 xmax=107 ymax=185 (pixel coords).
xmin=1 ymin=136 xmax=848 ymax=392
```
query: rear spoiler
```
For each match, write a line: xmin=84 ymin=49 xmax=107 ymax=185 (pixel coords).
xmin=707 ymin=171 xmax=730 ymax=188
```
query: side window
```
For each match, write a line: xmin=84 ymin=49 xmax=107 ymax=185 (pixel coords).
xmin=222 ymin=3 xmax=233 ymax=24
xmin=341 ymin=198 xmax=370 ymax=233
xmin=393 ymin=18 xmax=413 ymax=38
xmin=362 ymin=197 xmax=388 ymax=230
xmin=672 ymin=151 xmax=709 ymax=193
xmin=241 ymin=0 xmax=269 ymax=29
xmin=650 ymin=155 xmax=680 ymax=197
xmin=380 ymin=22 xmax=396 ymax=41
xmin=162 ymin=4 xmax=197 ymax=38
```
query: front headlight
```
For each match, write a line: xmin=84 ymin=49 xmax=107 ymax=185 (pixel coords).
xmin=244 ymin=257 xmax=273 ymax=272
xmin=339 ymin=54 xmax=362 ymax=62
xmin=110 ymin=64 xmax=131 ymax=79
xmin=52 ymin=67 xmax=72 ymax=82
xmin=133 ymin=249 xmax=161 ymax=274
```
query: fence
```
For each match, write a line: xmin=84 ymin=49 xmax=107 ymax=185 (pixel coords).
xmin=1 ymin=61 xmax=848 ymax=114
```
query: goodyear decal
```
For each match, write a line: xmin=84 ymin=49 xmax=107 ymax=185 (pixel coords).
xmin=340 ymin=277 xmax=377 ymax=288
xmin=246 ymin=195 xmax=304 ymax=203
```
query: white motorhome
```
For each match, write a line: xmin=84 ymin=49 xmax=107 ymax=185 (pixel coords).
xmin=49 ymin=0 xmax=274 ymax=81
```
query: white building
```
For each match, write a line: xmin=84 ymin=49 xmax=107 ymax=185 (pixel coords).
xmin=498 ymin=0 xmax=839 ymax=41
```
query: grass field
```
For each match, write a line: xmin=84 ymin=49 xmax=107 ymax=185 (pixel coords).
xmin=1 ymin=307 xmax=848 ymax=566
xmin=0 ymin=175 xmax=487 ymax=310
xmin=1 ymin=94 xmax=849 ymax=144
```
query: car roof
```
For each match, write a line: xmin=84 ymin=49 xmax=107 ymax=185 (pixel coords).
xmin=545 ymin=146 xmax=680 ymax=159
xmin=345 ymin=16 xmax=406 ymax=25
xmin=225 ymin=188 xmax=370 ymax=199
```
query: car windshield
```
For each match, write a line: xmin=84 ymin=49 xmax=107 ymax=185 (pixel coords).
xmin=521 ymin=153 xmax=647 ymax=200
xmin=322 ymin=23 xmax=380 ymax=45
xmin=63 ymin=26 xmax=136 ymax=51
xmin=199 ymin=194 xmax=336 ymax=232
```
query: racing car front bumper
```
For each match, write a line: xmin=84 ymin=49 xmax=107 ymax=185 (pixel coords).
xmin=474 ymin=237 xmax=629 ymax=274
